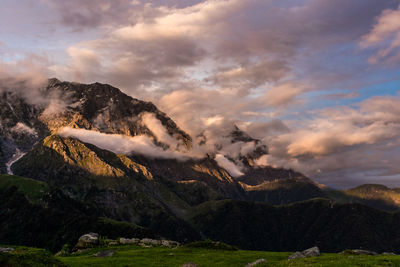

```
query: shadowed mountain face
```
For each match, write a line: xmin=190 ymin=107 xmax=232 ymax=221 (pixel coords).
xmin=189 ymin=199 xmax=400 ymax=253
xmin=1 ymin=79 xmax=400 ymax=252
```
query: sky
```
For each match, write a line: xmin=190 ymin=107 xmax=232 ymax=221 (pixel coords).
xmin=1 ymin=0 xmax=400 ymax=188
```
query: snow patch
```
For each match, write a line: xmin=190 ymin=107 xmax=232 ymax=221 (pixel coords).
xmin=6 ymin=149 xmax=26 ymax=175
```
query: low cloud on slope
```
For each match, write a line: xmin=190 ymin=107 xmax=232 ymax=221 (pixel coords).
xmin=58 ymin=127 xmax=193 ymax=160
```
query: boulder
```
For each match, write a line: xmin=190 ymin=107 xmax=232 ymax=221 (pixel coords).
xmin=246 ymin=258 xmax=266 ymax=266
xmin=119 ymin=237 xmax=140 ymax=245
xmin=303 ymin=246 xmax=320 ymax=257
xmin=288 ymin=251 xmax=305 ymax=259
xmin=288 ymin=247 xmax=320 ymax=259
xmin=161 ymin=240 xmax=180 ymax=247
xmin=0 ymin=247 xmax=14 ymax=253
xmin=75 ymin=233 xmax=99 ymax=249
xmin=93 ymin=250 xmax=115 ymax=257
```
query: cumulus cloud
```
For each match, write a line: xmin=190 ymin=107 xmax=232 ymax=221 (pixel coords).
xmin=361 ymin=4 xmax=400 ymax=64
xmin=3 ymin=0 xmax=400 ymax=187
xmin=0 ymin=53 xmax=72 ymax=116
xmin=261 ymin=82 xmax=305 ymax=108
xmin=48 ymin=0 xmax=395 ymax=97
xmin=254 ymin=96 xmax=400 ymax=187
xmin=0 ymin=54 xmax=48 ymax=94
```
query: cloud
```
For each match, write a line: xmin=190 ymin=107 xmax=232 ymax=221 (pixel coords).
xmin=215 ymin=154 xmax=244 ymax=177
xmin=261 ymin=82 xmax=305 ymax=108
xmin=58 ymin=127 xmax=192 ymax=160
xmin=49 ymin=0 xmax=395 ymax=96
xmin=360 ymin=4 xmax=400 ymax=64
xmin=141 ymin=112 xmax=181 ymax=149
xmin=11 ymin=122 xmax=38 ymax=136
xmin=3 ymin=0 xmax=400 ymax=188
xmin=254 ymin=95 xmax=400 ymax=187
xmin=0 ymin=54 xmax=48 ymax=93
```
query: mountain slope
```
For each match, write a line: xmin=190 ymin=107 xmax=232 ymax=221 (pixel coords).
xmin=189 ymin=199 xmax=399 ymax=252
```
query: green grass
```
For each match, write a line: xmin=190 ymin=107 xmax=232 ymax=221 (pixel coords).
xmin=57 ymin=245 xmax=400 ymax=267
xmin=0 ymin=174 xmax=49 ymax=203
xmin=0 ymin=245 xmax=66 ymax=267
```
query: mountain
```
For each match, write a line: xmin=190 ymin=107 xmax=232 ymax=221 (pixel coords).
xmin=189 ymin=198 xmax=400 ymax=253
xmin=2 ymin=78 xmax=321 ymax=206
xmin=328 ymin=184 xmax=400 ymax=211
xmin=1 ymin=78 xmax=400 ymax=252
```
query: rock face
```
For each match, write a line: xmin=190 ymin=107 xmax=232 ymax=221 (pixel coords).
xmin=75 ymin=233 xmax=99 ymax=249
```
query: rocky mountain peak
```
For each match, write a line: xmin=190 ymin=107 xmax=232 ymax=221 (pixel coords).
xmin=42 ymin=79 xmax=192 ymax=147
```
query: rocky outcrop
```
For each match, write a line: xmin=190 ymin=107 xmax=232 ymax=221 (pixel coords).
xmin=75 ymin=233 xmax=99 ymax=249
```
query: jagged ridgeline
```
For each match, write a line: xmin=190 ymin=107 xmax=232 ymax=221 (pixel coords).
xmin=1 ymin=78 xmax=400 ymax=253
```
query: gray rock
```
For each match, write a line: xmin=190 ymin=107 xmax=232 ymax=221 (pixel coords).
xmin=288 ymin=251 xmax=305 ymax=259
xmin=340 ymin=249 xmax=378 ymax=255
xmin=181 ymin=263 xmax=199 ymax=267
xmin=246 ymin=258 xmax=266 ymax=266
xmin=93 ymin=250 xmax=115 ymax=257
xmin=108 ymin=241 xmax=118 ymax=246
xmin=0 ymin=247 xmax=15 ymax=253
xmin=161 ymin=239 xmax=181 ymax=247
xmin=382 ymin=252 xmax=396 ymax=255
xmin=76 ymin=233 xmax=99 ymax=248
xmin=119 ymin=237 xmax=140 ymax=245
xmin=352 ymin=249 xmax=378 ymax=255
xmin=288 ymin=247 xmax=320 ymax=259
xmin=303 ymin=246 xmax=320 ymax=257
